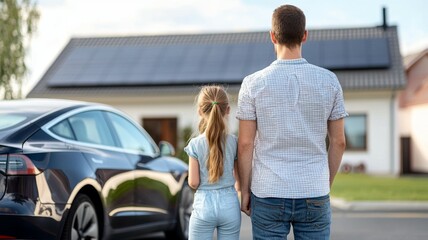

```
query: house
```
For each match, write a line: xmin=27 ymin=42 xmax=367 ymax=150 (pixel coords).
xmin=399 ymin=48 xmax=428 ymax=174
xmin=28 ymin=25 xmax=405 ymax=175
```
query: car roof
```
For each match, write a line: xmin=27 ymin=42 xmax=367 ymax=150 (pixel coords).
xmin=0 ymin=98 xmax=94 ymax=115
xmin=0 ymin=98 xmax=107 ymax=143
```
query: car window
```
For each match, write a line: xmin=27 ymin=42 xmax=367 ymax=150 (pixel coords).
xmin=68 ymin=111 xmax=116 ymax=147
xmin=106 ymin=112 xmax=157 ymax=155
xmin=0 ymin=114 xmax=27 ymax=130
xmin=50 ymin=119 xmax=75 ymax=140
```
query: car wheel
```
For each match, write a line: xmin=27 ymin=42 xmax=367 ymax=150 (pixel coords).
xmin=62 ymin=194 xmax=99 ymax=240
xmin=165 ymin=180 xmax=193 ymax=240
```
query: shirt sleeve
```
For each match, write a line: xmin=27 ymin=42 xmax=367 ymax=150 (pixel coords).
xmin=184 ymin=138 xmax=198 ymax=160
xmin=329 ymin=80 xmax=349 ymax=121
xmin=236 ymin=78 xmax=257 ymax=121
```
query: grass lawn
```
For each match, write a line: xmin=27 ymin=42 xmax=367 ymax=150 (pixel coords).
xmin=330 ymin=173 xmax=428 ymax=201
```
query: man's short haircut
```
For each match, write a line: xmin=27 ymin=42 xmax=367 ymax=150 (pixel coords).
xmin=272 ymin=5 xmax=306 ymax=48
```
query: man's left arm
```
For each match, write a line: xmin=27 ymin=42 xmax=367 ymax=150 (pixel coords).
xmin=327 ymin=118 xmax=346 ymax=187
xmin=238 ymin=119 xmax=256 ymax=216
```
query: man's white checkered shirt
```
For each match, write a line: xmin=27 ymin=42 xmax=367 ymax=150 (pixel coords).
xmin=237 ymin=58 xmax=348 ymax=198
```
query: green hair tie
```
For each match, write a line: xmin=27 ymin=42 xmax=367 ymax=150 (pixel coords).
xmin=212 ymin=101 xmax=218 ymax=105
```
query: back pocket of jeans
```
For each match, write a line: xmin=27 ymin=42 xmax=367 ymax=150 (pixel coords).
xmin=306 ymin=197 xmax=331 ymax=229
xmin=251 ymin=195 xmax=283 ymax=229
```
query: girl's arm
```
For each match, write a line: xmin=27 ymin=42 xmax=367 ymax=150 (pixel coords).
xmin=188 ymin=156 xmax=200 ymax=190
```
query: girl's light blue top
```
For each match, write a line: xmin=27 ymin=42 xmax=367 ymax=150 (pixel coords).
xmin=184 ymin=133 xmax=237 ymax=190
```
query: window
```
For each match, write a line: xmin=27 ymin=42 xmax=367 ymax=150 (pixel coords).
xmin=106 ymin=112 xmax=157 ymax=156
xmin=345 ymin=114 xmax=367 ymax=150
xmin=50 ymin=119 xmax=74 ymax=140
xmin=0 ymin=114 xmax=27 ymax=130
xmin=68 ymin=111 xmax=115 ymax=147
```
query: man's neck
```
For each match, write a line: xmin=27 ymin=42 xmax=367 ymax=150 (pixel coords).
xmin=275 ymin=44 xmax=302 ymax=60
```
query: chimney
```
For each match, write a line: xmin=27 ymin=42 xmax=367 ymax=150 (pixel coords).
xmin=382 ymin=7 xmax=388 ymax=30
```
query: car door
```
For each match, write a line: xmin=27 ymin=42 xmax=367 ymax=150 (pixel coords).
xmin=61 ymin=110 xmax=137 ymax=228
xmin=105 ymin=111 xmax=175 ymax=226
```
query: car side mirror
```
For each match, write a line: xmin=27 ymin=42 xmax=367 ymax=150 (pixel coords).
xmin=159 ymin=141 xmax=175 ymax=156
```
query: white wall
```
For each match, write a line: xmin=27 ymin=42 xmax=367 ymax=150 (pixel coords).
xmin=407 ymin=104 xmax=428 ymax=172
xmin=343 ymin=91 xmax=399 ymax=175
xmin=398 ymin=108 xmax=412 ymax=136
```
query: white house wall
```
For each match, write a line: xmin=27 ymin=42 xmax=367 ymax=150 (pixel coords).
xmin=398 ymin=107 xmax=411 ymax=136
xmin=407 ymin=104 xmax=428 ymax=172
xmin=343 ymin=91 xmax=399 ymax=175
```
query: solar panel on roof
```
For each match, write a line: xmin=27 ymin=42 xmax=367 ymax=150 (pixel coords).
xmin=46 ymin=37 xmax=390 ymax=87
xmin=303 ymin=38 xmax=390 ymax=70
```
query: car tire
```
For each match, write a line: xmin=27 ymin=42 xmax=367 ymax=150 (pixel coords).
xmin=61 ymin=194 xmax=99 ymax=240
xmin=165 ymin=180 xmax=193 ymax=240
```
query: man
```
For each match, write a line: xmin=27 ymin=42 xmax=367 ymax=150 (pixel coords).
xmin=237 ymin=4 xmax=347 ymax=240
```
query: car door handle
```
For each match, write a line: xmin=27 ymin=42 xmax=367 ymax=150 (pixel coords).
xmin=91 ymin=157 xmax=104 ymax=164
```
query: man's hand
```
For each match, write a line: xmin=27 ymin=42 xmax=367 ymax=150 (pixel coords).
xmin=241 ymin=191 xmax=251 ymax=216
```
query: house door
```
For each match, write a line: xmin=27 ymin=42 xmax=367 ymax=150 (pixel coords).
xmin=143 ymin=118 xmax=177 ymax=149
xmin=400 ymin=137 xmax=411 ymax=175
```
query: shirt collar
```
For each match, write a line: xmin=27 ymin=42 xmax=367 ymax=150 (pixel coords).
xmin=271 ymin=58 xmax=307 ymax=66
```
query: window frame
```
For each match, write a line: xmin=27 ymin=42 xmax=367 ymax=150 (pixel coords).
xmin=344 ymin=113 xmax=368 ymax=151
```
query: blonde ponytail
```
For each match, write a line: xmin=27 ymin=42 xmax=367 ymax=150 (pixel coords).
xmin=197 ymin=86 xmax=229 ymax=183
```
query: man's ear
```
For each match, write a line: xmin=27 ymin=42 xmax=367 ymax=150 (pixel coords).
xmin=226 ymin=106 xmax=230 ymax=115
xmin=270 ymin=31 xmax=278 ymax=44
xmin=302 ymin=30 xmax=308 ymax=44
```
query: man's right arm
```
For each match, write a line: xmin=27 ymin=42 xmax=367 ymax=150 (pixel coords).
xmin=327 ymin=118 xmax=346 ymax=187
xmin=238 ymin=120 xmax=256 ymax=216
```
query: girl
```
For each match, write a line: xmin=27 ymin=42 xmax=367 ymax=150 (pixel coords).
xmin=184 ymin=85 xmax=241 ymax=240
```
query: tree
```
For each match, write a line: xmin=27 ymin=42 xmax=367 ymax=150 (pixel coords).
xmin=0 ymin=0 xmax=39 ymax=99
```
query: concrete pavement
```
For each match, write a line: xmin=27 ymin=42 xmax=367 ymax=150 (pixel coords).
xmin=331 ymin=197 xmax=428 ymax=211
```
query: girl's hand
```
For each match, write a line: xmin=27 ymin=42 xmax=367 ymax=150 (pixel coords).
xmin=240 ymin=191 xmax=251 ymax=216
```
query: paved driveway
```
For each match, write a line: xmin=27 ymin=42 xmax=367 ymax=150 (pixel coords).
xmin=139 ymin=208 xmax=428 ymax=240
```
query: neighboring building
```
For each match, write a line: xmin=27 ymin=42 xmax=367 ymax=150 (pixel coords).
xmin=28 ymin=25 xmax=405 ymax=175
xmin=399 ymin=48 xmax=428 ymax=174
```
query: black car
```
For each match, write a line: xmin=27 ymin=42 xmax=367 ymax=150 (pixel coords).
xmin=0 ymin=98 xmax=193 ymax=240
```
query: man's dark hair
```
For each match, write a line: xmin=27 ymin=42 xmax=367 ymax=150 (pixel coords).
xmin=272 ymin=5 xmax=306 ymax=48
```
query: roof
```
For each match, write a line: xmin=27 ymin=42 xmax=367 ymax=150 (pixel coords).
xmin=28 ymin=26 xmax=406 ymax=98
xmin=403 ymin=48 xmax=428 ymax=70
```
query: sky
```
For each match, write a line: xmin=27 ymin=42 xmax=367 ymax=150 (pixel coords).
xmin=24 ymin=0 xmax=428 ymax=95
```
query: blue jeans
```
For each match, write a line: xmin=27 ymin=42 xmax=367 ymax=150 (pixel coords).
xmin=189 ymin=187 xmax=241 ymax=240
xmin=251 ymin=193 xmax=331 ymax=240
